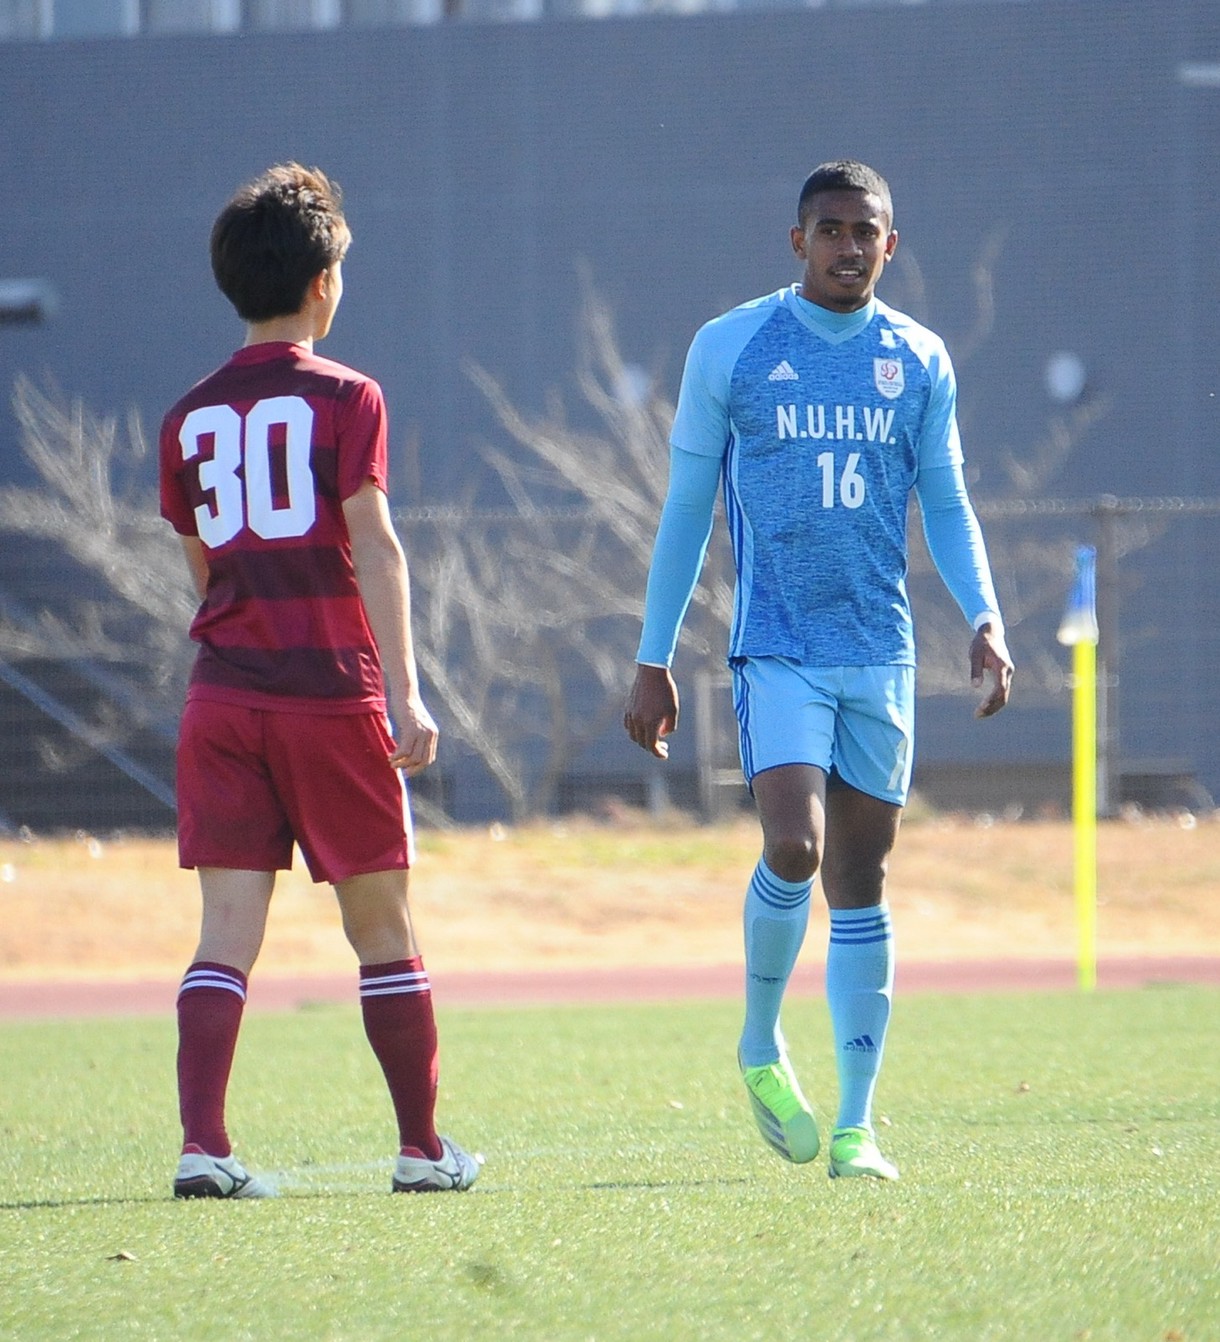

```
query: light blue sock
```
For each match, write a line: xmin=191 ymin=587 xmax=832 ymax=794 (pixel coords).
xmin=826 ymin=903 xmax=894 ymax=1132
xmin=738 ymin=859 xmax=813 ymax=1069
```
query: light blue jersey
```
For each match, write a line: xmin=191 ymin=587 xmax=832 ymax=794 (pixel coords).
xmin=663 ymin=285 xmax=980 ymax=667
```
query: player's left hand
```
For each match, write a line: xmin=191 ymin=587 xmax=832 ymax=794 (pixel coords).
xmin=388 ymin=696 xmax=439 ymax=774
xmin=970 ymin=625 xmax=1014 ymax=718
xmin=624 ymin=664 xmax=680 ymax=759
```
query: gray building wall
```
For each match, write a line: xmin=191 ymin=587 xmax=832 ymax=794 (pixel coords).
xmin=1 ymin=0 xmax=1218 ymax=818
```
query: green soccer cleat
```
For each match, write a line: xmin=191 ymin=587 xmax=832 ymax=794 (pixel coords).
xmin=739 ymin=1052 xmax=820 ymax=1164
xmin=827 ymin=1126 xmax=899 ymax=1181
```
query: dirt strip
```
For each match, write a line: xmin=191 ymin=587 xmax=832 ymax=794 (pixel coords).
xmin=0 ymin=957 xmax=1216 ymax=1020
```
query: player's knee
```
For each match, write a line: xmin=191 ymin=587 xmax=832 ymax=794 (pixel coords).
xmin=765 ymin=832 xmax=821 ymax=883
xmin=337 ymin=889 xmax=413 ymax=963
xmin=823 ymin=857 xmax=887 ymax=907
xmin=344 ymin=918 xmax=413 ymax=964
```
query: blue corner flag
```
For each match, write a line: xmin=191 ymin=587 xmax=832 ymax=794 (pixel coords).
xmin=1057 ymin=545 xmax=1099 ymax=646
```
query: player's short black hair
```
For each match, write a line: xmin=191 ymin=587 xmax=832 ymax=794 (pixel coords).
xmin=797 ymin=161 xmax=894 ymax=230
xmin=210 ymin=163 xmax=350 ymax=323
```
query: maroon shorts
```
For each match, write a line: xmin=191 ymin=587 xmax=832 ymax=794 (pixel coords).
xmin=176 ymin=699 xmax=414 ymax=884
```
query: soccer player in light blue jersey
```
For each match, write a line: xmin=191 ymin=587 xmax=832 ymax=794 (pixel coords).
xmin=624 ymin=161 xmax=1014 ymax=1180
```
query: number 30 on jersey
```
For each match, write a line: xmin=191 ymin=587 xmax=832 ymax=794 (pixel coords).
xmin=179 ymin=395 xmax=317 ymax=545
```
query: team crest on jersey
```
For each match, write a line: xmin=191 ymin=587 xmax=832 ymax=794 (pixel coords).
xmin=874 ymin=357 xmax=904 ymax=400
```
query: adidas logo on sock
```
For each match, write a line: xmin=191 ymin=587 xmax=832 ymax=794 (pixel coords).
xmin=767 ymin=360 xmax=799 ymax=382
xmin=844 ymin=1034 xmax=877 ymax=1053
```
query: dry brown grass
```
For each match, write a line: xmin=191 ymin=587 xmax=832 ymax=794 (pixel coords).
xmin=1 ymin=812 xmax=1217 ymax=981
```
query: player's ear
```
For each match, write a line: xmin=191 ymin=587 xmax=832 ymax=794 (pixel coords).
xmin=790 ymin=224 xmax=807 ymax=259
xmin=884 ymin=229 xmax=899 ymax=262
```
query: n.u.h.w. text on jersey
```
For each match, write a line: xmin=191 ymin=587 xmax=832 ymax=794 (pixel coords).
xmin=776 ymin=404 xmax=896 ymax=446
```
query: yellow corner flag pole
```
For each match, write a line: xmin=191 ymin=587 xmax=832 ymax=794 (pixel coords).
xmin=1057 ymin=546 xmax=1100 ymax=992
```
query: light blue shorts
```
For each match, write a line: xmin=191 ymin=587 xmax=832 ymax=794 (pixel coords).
xmin=731 ymin=658 xmax=916 ymax=805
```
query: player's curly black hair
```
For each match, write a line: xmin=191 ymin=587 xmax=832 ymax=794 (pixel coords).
xmin=210 ymin=163 xmax=350 ymax=323
xmin=797 ymin=161 xmax=893 ymax=231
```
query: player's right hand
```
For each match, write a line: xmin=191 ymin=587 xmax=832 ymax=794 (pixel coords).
xmin=970 ymin=626 xmax=1014 ymax=719
xmin=623 ymin=664 xmax=679 ymax=759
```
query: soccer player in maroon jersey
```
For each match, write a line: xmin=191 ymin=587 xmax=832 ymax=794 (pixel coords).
xmin=159 ymin=163 xmax=480 ymax=1198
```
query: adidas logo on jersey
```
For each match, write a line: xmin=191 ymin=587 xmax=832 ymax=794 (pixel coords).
xmin=767 ymin=360 xmax=799 ymax=382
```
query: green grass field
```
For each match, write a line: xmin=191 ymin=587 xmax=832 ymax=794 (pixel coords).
xmin=1 ymin=989 xmax=1216 ymax=1341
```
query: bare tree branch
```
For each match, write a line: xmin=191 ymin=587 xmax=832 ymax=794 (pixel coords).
xmin=405 ymin=284 xmax=732 ymax=818
xmin=0 ymin=376 xmax=195 ymax=729
xmin=0 ymin=244 xmax=1128 ymax=822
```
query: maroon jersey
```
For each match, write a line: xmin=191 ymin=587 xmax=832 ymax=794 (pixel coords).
xmin=160 ymin=342 xmax=388 ymax=713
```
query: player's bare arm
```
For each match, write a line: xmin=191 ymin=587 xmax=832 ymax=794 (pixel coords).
xmin=343 ymin=479 xmax=438 ymax=775
xmin=970 ymin=624 xmax=1014 ymax=719
xmin=624 ymin=663 xmax=680 ymax=759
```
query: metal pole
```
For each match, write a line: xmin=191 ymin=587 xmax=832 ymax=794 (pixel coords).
xmin=1094 ymin=498 xmax=1121 ymax=817
xmin=1057 ymin=545 xmax=1100 ymax=992
xmin=693 ymin=668 xmax=717 ymax=822
xmin=1072 ymin=638 xmax=1098 ymax=991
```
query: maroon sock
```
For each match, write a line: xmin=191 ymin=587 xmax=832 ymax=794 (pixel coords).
xmin=359 ymin=958 xmax=441 ymax=1160
xmin=176 ymin=962 xmax=247 ymax=1157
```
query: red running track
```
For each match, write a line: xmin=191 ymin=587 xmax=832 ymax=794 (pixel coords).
xmin=0 ymin=957 xmax=1216 ymax=1019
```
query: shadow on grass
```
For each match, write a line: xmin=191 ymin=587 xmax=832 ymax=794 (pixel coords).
xmin=584 ymin=1176 xmax=754 ymax=1192
xmin=0 ymin=1194 xmax=172 ymax=1210
xmin=0 ymin=1175 xmax=758 ymax=1208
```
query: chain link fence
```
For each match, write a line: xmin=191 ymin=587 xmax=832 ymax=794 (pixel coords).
xmin=693 ymin=497 xmax=1220 ymax=821
xmin=2 ymin=474 xmax=1217 ymax=831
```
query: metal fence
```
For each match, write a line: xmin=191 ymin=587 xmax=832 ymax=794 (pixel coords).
xmin=694 ymin=497 xmax=1220 ymax=821
xmin=1 ymin=495 xmax=1218 ymax=833
xmin=974 ymin=495 xmax=1220 ymax=816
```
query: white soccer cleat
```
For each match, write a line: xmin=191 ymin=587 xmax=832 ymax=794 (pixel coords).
xmin=173 ymin=1144 xmax=276 ymax=1199
xmin=392 ymin=1136 xmax=483 ymax=1192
